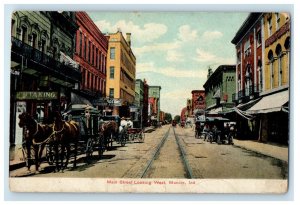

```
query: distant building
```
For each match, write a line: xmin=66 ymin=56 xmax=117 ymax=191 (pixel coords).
xmin=203 ymin=65 xmax=236 ymax=115
xmin=180 ymin=107 xmax=188 ymax=122
xmin=191 ymin=90 xmax=206 ymax=115
xmin=134 ymin=79 xmax=149 ymax=127
xmin=148 ymin=86 xmax=161 ymax=123
xmin=105 ymin=31 xmax=136 ymax=117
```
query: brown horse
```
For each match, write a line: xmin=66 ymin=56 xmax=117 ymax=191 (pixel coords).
xmin=99 ymin=121 xmax=118 ymax=149
xmin=18 ymin=112 xmax=53 ymax=172
xmin=52 ymin=111 xmax=80 ymax=171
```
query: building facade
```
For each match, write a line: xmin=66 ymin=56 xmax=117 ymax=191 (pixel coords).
xmin=191 ymin=90 xmax=206 ymax=115
xmin=203 ymin=65 xmax=236 ymax=115
xmin=231 ymin=13 xmax=263 ymax=103
xmin=231 ymin=12 xmax=290 ymax=144
xmin=74 ymin=12 xmax=108 ymax=108
xmin=142 ymin=80 xmax=149 ymax=127
xmin=10 ymin=11 xmax=80 ymax=150
xmin=148 ymin=86 xmax=161 ymax=123
xmin=106 ymin=31 xmax=136 ymax=117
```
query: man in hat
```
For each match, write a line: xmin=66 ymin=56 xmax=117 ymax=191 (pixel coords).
xmin=119 ymin=117 xmax=127 ymax=133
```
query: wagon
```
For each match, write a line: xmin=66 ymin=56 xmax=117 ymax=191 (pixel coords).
xmin=57 ymin=104 xmax=105 ymax=161
xmin=126 ymin=128 xmax=145 ymax=143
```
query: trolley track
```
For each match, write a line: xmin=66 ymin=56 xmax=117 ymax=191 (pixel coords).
xmin=141 ymin=126 xmax=194 ymax=179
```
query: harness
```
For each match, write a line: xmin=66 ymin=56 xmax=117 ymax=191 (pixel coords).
xmin=31 ymin=122 xmax=65 ymax=146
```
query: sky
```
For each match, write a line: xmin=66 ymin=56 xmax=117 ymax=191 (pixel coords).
xmin=88 ymin=12 xmax=249 ymax=118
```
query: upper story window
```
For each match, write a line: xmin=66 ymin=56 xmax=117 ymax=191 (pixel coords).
xmin=244 ymin=39 xmax=251 ymax=57
xmin=109 ymin=88 xmax=114 ymax=98
xmin=276 ymin=13 xmax=280 ymax=31
xmin=79 ymin=32 xmax=82 ymax=56
xmin=110 ymin=66 xmax=115 ymax=79
xmin=237 ymin=51 xmax=241 ymax=64
xmin=268 ymin=17 xmax=273 ymax=37
xmin=110 ymin=47 xmax=115 ymax=59
xmin=20 ymin=25 xmax=28 ymax=43
xmin=256 ymin=29 xmax=262 ymax=47
xmin=31 ymin=33 xmax=38 ymax=49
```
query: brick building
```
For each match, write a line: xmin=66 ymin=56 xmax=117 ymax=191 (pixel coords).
xmin=74 ymin=12 xmax=108 ymax=108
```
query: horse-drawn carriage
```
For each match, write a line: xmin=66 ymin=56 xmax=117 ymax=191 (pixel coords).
xmin=18 ymin=104 xmax=119 ymax=173
xmin=198 ymin=116 xmax=234 ymax=144
xmin=126 ymin=127 xmax=145 ymax=143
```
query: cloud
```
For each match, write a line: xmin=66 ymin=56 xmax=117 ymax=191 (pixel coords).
xmin=202 ymin=31 xmax=223 ymax=40
xmin=133 ymin=41 xmax=180 ymax=54
xmin=94 ymin=20 xmax=167 ymax=43
xmin=166 ymin=50 xmax=184 ymax=62
xmin=194 ymin=49 xmax=217 ymax=62
xmin=136 ymin=62 xmax=207 ymax=78
xmin=178 ymin=25 xmax=198 ymax=42
xmin=193 ymin=48 xmax=235 ymax=65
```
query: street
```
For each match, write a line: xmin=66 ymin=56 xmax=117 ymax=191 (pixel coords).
xmin=10 ymin=125 xmax=287 ymax=179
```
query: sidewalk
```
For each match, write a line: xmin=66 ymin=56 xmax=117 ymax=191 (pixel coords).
xmin=233 ymin=139 xmax=289 ymax=162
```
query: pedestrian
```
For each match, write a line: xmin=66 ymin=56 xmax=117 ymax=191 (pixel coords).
xmin=119 ymin=117 xmax=127 ymax=133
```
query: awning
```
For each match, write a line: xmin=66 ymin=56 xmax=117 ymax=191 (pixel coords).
xmin=207 ymin=107 xmax=222 ymax=115
xmin=247 ymin=90 xmax=289 ymax=114
xmin=71 ymin=92 xmax=92 ymax=106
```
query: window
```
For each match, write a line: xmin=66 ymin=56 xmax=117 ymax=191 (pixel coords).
xmin=21 ymin=26 xmax=27 ymax=42
xmin=31 ymin=33 xmax=38 ymax=49
xmin=276 ymin=44 xmax=283 ymax=87
xmin=109 ymin=88 xmax=114 ymax=98
xmin=268 ymin=50 xmax=274 ymax=89
xmin=88 ymin=41 xmax=91 ymax=63
xmin=84 ymin=36 xmax=86 ymax=59
xmin=276 ymin=13 xmax=280 ymax=31
xmin=79 ymin=32 xmax=82 ymax=56
xmin=256 ymin=30 xmax=262 ymax=46
xmin=91 ymin=44 xmax=94 ymax=65
xmin=268 ymin=17 xmax=273 ymax=37
xmin=244 ymin=39 xmax=251 ymax=57
xmin=110 ymin=66 xmax=115 ymax=79
xmin=41 ymin=39 xmax=46 ymax=53
xmin=96 ymin=48 xmax=98 ymax=69
xmin=110 ymin=47 xmax=115 ymax=59
xmin=257 ymin=60 xmax=263 ymax=92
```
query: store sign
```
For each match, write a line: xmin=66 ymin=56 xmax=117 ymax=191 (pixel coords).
xmin=92 ymin=98 xmax=122 ymax=106
xmin=16 ymin=91 xmax=58 ymax=100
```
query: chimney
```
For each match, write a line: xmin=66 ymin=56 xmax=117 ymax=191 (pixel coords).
xmin=126 ymin=33 xmax=131 ymax=47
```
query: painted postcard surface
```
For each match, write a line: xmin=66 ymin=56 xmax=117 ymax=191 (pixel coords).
xmin=9 ymin=10 xmax=290 ymax=193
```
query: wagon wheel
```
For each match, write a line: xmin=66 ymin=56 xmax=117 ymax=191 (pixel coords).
xmin=138 ymin=132 xmax=145 ymax=143
xmin=56 ymin=144 xmax=68 ymax=170
xmin=110 ymin=133 xmax=114 ymax=148
xmin=85 ymin=138 xmax=94 ymax=160
xmin=97 ymin=135 xmax=105 ymax=159
xmin=45 ymin=144 xmax=55 ymax=165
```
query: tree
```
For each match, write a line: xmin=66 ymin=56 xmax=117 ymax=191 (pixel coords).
xmin=164 ymin=113 xmax=172 ymax=123
xmin=174 ymin=115 xmax=180 ymax=123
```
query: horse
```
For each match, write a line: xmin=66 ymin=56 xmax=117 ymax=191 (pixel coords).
xmin=99 ymin=121 xmax=118 ymax=150
xmin=18 ymin=112 xmax=53 ymax=173
xmin=52 ymin=111 xmax=80 ymax=171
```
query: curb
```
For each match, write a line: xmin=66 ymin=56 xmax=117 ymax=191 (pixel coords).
xmin=233 ymin=144 xmax=288 ymax=163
